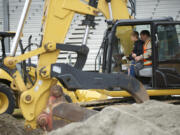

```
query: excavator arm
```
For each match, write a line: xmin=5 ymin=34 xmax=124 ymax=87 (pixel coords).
xmin=4 ymin=0 xmax=149 ymax=130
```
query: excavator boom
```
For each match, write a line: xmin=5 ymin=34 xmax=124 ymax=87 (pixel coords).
xmin=3 ymin=0 xmax=149 ymax=130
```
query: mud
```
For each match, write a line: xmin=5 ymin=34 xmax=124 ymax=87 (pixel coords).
xmin=0 ymin=114 xmax=42 ymax=135
xmin=50 ymin=100 xmax=180 ymax=135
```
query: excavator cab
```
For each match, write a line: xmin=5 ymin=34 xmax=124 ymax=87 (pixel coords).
xmin=97 ymin=18 xmax=180 ymax=93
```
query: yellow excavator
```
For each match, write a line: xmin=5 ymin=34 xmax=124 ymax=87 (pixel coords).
xmin=0 ymin=32 xmax=16 ymax=114
xmin=0 ymin=32 xmax=38 ymax=114
xmin=0 ymin=0 xmax=180 ymax=132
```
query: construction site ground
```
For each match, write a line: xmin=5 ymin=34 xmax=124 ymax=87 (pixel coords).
xmin=0 ymin=100 xmax=180 ymax=135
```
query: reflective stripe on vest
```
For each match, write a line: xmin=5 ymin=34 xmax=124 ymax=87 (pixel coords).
xmin=144 ymin=60 xmax=152 ymax=66
xmin=143 ymin=40 xmax=152 ymax=66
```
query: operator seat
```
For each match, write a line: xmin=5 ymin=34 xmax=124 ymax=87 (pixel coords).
xmin=138 ymin=66 xmax=152 ymax=77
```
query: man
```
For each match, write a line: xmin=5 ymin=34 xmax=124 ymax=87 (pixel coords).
xmin=135 ymin=30 xmax=152 ymax=66
xmin=129 ymin=31 xmax=144 ymax=76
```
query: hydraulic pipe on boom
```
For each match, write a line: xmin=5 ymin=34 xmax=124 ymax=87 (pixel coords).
xmin=10 ymin=0 xmax=32 ymax=56
xmin=82 ymin=26 xmax=90 ymax=45
xmin=107 ymin=0 xmax=113 ymax=20
xmin=82 ymin=0 xmax=98 ymax=45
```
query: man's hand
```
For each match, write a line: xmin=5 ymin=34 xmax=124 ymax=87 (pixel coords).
xmin=135 ymin=56 xmax=143 ymax=62
xmin=132 ymin=53 xmax=136 ymax=58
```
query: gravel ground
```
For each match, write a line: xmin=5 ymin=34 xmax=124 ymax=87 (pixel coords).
xmin=0 ymin=100 xmax=180 ymax=135
xmin=0 ymin=114 xmax=43 ymax=135
xmin=49 ymin=100 xmax=180 ymax=135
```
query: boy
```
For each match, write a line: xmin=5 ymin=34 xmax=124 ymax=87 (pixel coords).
xmin=129 ymin=31 xmax=144 ymax=77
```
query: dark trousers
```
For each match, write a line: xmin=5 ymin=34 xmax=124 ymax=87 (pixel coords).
xmin=130 ymin=60 xmax=144 ymax=77
xmin=130 ymin=60 xmax=135 ymax=77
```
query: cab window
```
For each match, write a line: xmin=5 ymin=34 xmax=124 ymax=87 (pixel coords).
xmin=111 ymin=25 xmax=151 ymax=73
xmin=157 ymin=24 xmax=180 ymax=62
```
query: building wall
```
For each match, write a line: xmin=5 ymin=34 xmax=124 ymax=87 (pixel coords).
xmin=0 ymin=0 xmax=3 ymax=31
xmin=0 ymin=0 xmax=180 ymax=70
xmin=0 ymin=0 xmax=3 ymax=55
xmin=136 ymin=0 xmax=180 ymax=20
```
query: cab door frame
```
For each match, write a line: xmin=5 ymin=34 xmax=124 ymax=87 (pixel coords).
xmin=152 ymin=21 xmax=180 ymax=88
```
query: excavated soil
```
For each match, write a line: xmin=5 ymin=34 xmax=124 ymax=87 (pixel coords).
xmin=0 ymin=101 xmax=180 ymax=135
xmin=0 ymin=114 xmax=43 ymax=135
xmin=50 ymin=100 xmax=180 ymax=135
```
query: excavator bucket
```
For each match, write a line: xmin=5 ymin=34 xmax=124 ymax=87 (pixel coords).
xmin=37 ymin=85 xmax=97 ymax=131
xmin=52 ymin=103 xmax=97 ymax=130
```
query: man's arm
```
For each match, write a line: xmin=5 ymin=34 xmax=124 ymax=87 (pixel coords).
xmin=135 ymin=41 xmax=152 ymax=61
xmin=135 ymin=55 xmax=143 ymax=61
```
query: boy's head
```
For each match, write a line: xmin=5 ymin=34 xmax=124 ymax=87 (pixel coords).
xmin=140 ymin=30 xmax=150 ymax=42
xmin=131 ymin=31 xmax=139 ymax=41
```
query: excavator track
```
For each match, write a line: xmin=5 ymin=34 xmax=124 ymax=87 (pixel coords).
xmin=79 ymin=98 xmax=134 ymax=108
xmin=79 ymin=96 xmax=180 ymax=110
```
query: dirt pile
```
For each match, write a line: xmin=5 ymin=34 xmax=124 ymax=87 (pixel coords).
xmin=50 ymin=100 xmax=180 ymax=135
xmin=0 ymin=114 xmax=42 ymax=135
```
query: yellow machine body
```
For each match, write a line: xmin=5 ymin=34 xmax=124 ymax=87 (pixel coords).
xmin=2 ymin=0 xmax=180 ymax=130
xmin=3 ymin=0 xmax=132 ymax=129
xmin=0 ymin=69 xmax=13 ymax=82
